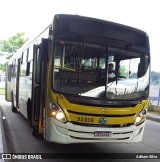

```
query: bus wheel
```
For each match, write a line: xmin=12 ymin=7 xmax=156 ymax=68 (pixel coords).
xmin=11 ymin=91 xmax=18 ymax=113
xmin=32 ymin=128 xmax=41 ymax=138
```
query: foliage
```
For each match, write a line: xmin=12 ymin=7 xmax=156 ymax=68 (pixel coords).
xmin=0 ymin=88 xmax=5 ymax=95
xmin=0 ymin=32 xmax=28 ymax=53
xmin=119 ymin=65 xmax=128 ymax=78
xmin=150 ymin=71 xmax=160 ymax=85
xmin=130 ymin=71 xmax=160 ymax=85
xmin=0 ymin=32 xmax=28 ymax=72
xmin=119 ymin=69 xmax=160 ymax=85
xmin=0 ymin=63 xmax=7 ymax=72
xmin=130 ymin=72 xmax=137 ymax=78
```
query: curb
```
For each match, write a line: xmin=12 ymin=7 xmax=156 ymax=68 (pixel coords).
xmin=147 ymin=116 xmax=160 ymax=123
xmin=0 ymin=107 xmax=4 ymax=162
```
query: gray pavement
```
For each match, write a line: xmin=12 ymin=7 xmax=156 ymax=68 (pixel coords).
xmin=147 ymin=112 xmax=160 ymax=123
xmin=0 ymin=103 xmax=4 ymax=161
xmin=0 ymin=94 xmax=160 ymax=161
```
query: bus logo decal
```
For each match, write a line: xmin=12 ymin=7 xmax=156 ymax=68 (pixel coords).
xmin=99 ymin=118 xmax=107 ymax=124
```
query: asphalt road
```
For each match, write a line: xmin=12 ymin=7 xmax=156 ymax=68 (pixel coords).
xmin=0 ymin=95 xmax=160 ymax=162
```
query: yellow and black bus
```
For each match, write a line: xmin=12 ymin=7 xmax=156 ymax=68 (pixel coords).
xmin=5 ymin=14 xmax=150 ymax=144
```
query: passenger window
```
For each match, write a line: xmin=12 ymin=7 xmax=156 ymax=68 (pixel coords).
xmin=23 ymin=50 xmax=28 ymax=63
xmin=28 ymin=45 xmax=33 ymax=61
xmin=21 ymin=64 xmax=27 ymax=77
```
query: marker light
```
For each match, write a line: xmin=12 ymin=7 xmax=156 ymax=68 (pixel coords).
xmin=49 ymin=101 xmax=66 ymax=123
xmin=51 ymin=111 xmax=56 ymax=116
xmin=134 ymin=109 xmax=147 ymax=126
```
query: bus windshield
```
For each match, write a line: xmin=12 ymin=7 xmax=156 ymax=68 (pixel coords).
xmin=53 ymin=39 xmax=150 ymax=101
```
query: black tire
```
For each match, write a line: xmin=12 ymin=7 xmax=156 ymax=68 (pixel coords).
xmin=32 ymin=128 xmax=41 ymax=138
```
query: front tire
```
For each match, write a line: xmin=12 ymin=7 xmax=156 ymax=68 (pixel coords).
xmin=32 ymin=128 xmax=42 ymax=138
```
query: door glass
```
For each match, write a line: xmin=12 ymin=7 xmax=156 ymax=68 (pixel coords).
xmin=35 ymin=48 xmax=41 ymax=84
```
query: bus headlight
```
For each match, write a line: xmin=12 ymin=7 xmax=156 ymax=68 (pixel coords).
xmin=134 ymin=109 xmax=147 ymax=126
xmin=49 ymin=101 xmax=66 ymax=123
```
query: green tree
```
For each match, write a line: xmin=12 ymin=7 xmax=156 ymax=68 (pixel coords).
xmin=151 ymin=71 xmax=160 ymax=85
xmin=0 ymin=32 xmax=28 ymax=72
xmin=0 ymin=32 xmax=28 ymax=54
xmin=119 ymin=65 xmax=128 ymax=78
xmin=0 ymin=63 xmax=7 ymax=72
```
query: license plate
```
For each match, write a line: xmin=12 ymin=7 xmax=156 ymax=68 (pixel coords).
xmin=94 ymin=131 xmax=112 ymax=137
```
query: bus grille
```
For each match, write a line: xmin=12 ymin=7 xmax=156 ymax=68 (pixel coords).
xmin=70 ymin=122 xmax=133 ymax=127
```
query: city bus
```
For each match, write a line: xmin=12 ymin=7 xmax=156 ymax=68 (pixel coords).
xmin=5 ymin=14 xmax=150 ymax=144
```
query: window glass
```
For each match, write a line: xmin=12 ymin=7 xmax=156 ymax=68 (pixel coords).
xmin=28 ymin=45 xmax=33 ymax=61
xmin=23 ymin=50 xmax=27 ymax=63
xmin=35 ymin=48 xmax=41 ymax=84
xmin=21 ymin=64 xmax=27 ymax=77
xmin=53 ymin=40 xmax=150 ymax=101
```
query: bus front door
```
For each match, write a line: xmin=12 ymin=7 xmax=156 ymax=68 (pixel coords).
xmin=31 ymin=39 xmax=49 ymax=136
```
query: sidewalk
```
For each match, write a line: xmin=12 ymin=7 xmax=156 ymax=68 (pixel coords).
xmin=147 ymin=112 xmax=160 ymax=123
xmin=0 ymin=106 xmax=4 ymax=162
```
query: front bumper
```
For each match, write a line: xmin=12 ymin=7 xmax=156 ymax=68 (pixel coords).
xmin=45 ymin=117 xmax=145 ymax=144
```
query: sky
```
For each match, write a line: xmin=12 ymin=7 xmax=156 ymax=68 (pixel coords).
xmin=0 ymin=0 xmax=160 ymax=71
